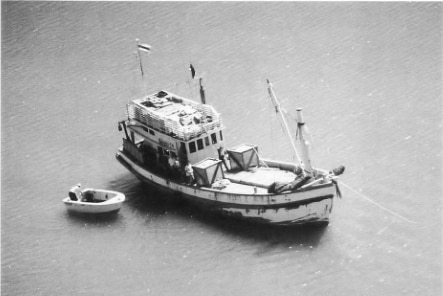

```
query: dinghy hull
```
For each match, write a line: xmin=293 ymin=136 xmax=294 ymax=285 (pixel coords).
xmin=63 ymin=189 xmax=125 ymax=214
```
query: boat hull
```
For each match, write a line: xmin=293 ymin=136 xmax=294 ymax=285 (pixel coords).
xmin=63 ymin=189 xmax=125 ymax=214
xmin=116 ymin=150 xmax=335 ymax=226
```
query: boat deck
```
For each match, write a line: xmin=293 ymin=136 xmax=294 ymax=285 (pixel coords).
xmin=209 ymin=180 xmax=268 ymax=194
xmin=220 ymin=166 xmax=297 ymax=194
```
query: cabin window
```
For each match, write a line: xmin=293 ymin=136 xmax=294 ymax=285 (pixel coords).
xmin=189 ymin=141 xmax=197 ymax=153
xmin=205 ymin=137 xmax=209 ymax=146
xmin=211 ymin=133 xmax=217 ymax=144
xmin=219 ymin=131 xmax=223 ymax=141
xmin=197 ymin=139 xmax=204 ymax=150
xmin=143 ymin=127 xmax=155 ymax=136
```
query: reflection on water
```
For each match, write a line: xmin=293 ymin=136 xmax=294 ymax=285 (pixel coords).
xmin=64 ymin=210 xmax=122 ymax=228
xmin=117 ymin=173 xmax=329 ymax=249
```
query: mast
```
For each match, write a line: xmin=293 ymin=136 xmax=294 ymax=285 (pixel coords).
xmin=295 ymin=108 xmax=313 ymax=175
xmin=135 ymin=39 xmax=151 ymax=94
xmin=199 ymin=77 xmax=206 ymax=104
xmin=266 ymin=79 xmax=304 ymax=175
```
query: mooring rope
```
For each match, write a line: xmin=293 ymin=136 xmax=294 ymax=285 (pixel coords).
xmin=339 ymin=181 xmax=418 ymax=224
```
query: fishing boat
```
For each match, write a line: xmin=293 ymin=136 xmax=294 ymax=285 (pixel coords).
xmin=115 ymin=43 xmax=344 ymax=226
xmin=63 ymin=185 xmax=125 ymax=214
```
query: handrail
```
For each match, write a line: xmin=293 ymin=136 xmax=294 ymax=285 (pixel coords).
xmin=128 ymin=101 xmax=222 ymax=141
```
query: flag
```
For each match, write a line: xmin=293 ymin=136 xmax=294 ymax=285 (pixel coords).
xmin=138 ymin=43 xmax=151 ymax=53
xmin=190 ymin=64 xmax=196 ymax=79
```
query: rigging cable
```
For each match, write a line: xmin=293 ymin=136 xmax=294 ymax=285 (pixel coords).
xmin=268 ymin=95 xmax=288 ymax=157
xmin=339 ymin=181 xmax=418 ymax=224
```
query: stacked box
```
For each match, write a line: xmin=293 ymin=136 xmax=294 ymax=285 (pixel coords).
xmin=193 ymin=158 xmax=224 ymax=186
xmin=227 ymin=144 xmax=260 ymax=171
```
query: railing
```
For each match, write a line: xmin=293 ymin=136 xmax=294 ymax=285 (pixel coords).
xmin=127 ymin=95 xmax=222 ymax=141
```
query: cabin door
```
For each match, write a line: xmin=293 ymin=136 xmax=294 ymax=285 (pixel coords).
xmin=178 ymin=142 xmax=188 ymax=167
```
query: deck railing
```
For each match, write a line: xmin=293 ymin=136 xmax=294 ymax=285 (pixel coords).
xmin=127 ymin=93 xmax=222 ymax=141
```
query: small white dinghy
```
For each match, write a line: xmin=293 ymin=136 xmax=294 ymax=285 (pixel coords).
xmin=63 ymin=184 xmax=125 ymax=214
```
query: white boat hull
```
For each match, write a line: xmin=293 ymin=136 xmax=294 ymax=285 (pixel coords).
xmin=116 ymin=150 xmax=335 ymax=225
xmin=63 ymin=189 xmax=125 ymax=214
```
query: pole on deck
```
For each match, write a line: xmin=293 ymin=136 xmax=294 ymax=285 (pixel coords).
xmin=266 ymin=79 xmax=304 ymax=175
xmin=199 ymin=77 xmax=206 ymax=104
xmin=135 ymin=39 xmax=148 ymax=94
xmin=295 ymin=108 xmax=313 ymax=174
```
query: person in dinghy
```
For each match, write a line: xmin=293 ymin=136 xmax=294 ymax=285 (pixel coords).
xmin=68 ymin=183 xmax=82 ymax=201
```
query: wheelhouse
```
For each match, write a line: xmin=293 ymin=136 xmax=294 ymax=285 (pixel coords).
xmin=121 ymin=90 xmax=225 ymax=168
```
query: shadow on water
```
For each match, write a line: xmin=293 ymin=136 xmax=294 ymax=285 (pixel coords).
xmin=63 ymin=210 xmax=122 ymax=228
xmin=187 ymin=209 xmax=329 ymax=250
xmin=108 ymin=173 xmax=328 ymax=248
xmin=206 ymin=215 xmax=328 ymax=248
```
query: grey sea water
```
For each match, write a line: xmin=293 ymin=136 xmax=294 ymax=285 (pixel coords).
xmin=1 ymin=2 xmax=441 ymax=295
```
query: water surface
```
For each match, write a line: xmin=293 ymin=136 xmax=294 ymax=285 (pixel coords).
xmin=2 ymin=2 xmax=441 ymax=295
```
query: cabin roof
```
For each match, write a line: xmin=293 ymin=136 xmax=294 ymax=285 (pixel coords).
xmin=127 ymin=90 xmax=222 ymax=141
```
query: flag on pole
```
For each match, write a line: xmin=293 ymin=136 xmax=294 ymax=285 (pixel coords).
xmin=136 ymin=52 xmax=144 ymax=76
xmin=190 ymin=64 xmax=196 ymax=79
xmin=137 ymin=43 xmax=151 ymax=53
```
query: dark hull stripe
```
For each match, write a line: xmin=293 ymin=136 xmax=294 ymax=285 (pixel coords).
xmin=116 ymin=153 xmax=334 ymax=210
xmin=116 ymin=153 xmax=334 ymax=226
